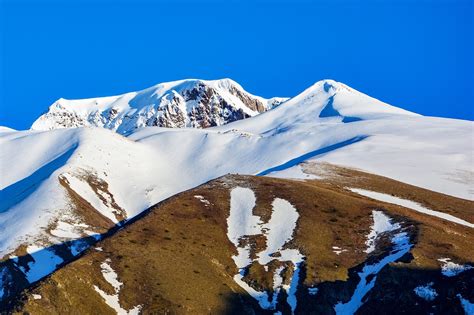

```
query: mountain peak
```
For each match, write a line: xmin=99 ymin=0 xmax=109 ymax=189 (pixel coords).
xmin=31 ymin=78 xmax=287 ymax=134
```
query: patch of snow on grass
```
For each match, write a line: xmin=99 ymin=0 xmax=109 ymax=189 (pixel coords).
xmin=332 ymin=246 xmax=348 ymax=255
xmin=258 ymin=198 xmax=303 ymax=313
xmin=438 ymin=258 xmax=473 ymax=277
xmin=227 ymin=187 xmax=262 ymax=269
xmin=63 ymin=173 xmax=119 ymax=224
xmin=457 ymin=294 xmax=474 ymax=315
xmin=194 ymin=195 xmax=210 ymax=206
xmin=50 ymin=221 xmax=82 ymax=239
xmin=227 ymin=187 xmax=304 ymax=313
xmin=94 ymin=259 xmax=141 ymax=315
xmin=349 ymin=188 xmax=474 ymax=228
xmin=69 ymin=239 xmax=90 ymax=256
xmin=232 ymin=273 xmax=275 ymax=310
xmin=308 ymin=287 xmax=319 ymax=295
xmin=334 ymin=213 xmax=412 ymax=315
xmin=99 ymin=259 xmax=122 ymax=292
xmin=257 ymin=198 xmax=302 ymax=265
xmin=414 ymin=282 xmax=438 ymax=301
xmin=365 ymin=210 xmax=400 ymax=254
xmin=84 ymin=230 xmax=101 ymax=240
xmin=20 ymin=245 xmax=64 ymax=283
xmin=283 ymin=262 xmax=302 ymax=313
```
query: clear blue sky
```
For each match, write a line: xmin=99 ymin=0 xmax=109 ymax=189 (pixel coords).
xmin=1 ymin=0 xmax=472 ymax=130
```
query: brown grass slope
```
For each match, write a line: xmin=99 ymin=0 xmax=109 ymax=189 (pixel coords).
xmin=9 ymin=170 xmax=474 ymax=315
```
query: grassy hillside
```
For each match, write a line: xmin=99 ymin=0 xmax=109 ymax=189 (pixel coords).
xmin=8 ymin=168 xmax=474 ymax=314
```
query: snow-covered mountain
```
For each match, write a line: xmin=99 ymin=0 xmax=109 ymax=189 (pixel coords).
xmin=1 ymin=79 xmax=473 ymax=308
xmin=31 ymin=78 xmax=287 ymax=134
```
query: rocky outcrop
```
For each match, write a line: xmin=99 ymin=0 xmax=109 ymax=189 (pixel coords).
xmin=31 ymin=79 xmax=287 ymax=134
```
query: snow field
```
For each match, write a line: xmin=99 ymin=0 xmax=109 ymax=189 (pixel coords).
xmin=227 ymin=187 xmax=303 ymax=313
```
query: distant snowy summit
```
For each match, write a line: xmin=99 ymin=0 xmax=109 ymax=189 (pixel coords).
xmin=31 ymin=78 xmax=287 ymax=134
xmin=31 ymin=78 xmax=420 ymax=135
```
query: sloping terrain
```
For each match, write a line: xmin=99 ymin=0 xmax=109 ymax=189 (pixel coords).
xmin=1 ymin=78 xmax=473 ymax=312
xmin=8 ymin=172 xmax=473 ymax=314
xmin=31 ymin=79 xmax=287 ymax=133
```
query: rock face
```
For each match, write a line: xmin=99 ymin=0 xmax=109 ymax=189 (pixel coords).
xmin=31 ymin=79 xmax=287 ymax=134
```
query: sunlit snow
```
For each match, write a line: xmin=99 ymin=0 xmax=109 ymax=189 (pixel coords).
xmin=227 ymin=187 xmax=303 ymax=313
xmin=349 ymin=188 xmax=474 ymax=228
xmin=93 ymin=259 xmax=141 ymax=315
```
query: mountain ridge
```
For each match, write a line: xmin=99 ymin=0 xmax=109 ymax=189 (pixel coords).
xmin=31 ymin=78 xmax=288 ymax=134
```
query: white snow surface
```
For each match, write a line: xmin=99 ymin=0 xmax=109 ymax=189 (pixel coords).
xmin=31 ymin=78 xmax=286 ymax=134
xmin=349 ymin=188 xmax=474 ymax=228
xmin=227 ymin=187 xmax=303 ymax=313
xmin=49 ymin=221 xmax=83 ymax=239
xmin=413 ymin=283 xmax=438 ymax=301
xmin=257 ymin=198 xmax=301 ymax=265
xmin=332 ymin=246 xmax=348 ymax=255
xmin=308 ymin=287 xmax=319 ymax=295
xmin=19 ymin=245 xmax=64 ymax=283
xmin=335 ymin=213 xmax=412 ymax=314
xmin=438 ymin=258 xmax=473 ymax=277
xmin=365 ymin=211 xmax=400 ymax=254
xmin=457 ymin=294 xmax=474 ymax=315
xmin=94 ymin=259 xmax=141 ymax=315
xmin=227 ymin=188 xmax=261 ymax=244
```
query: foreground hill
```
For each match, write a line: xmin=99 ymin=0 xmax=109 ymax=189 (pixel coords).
xmin=8 ymin=172 xmax=473 ymax=314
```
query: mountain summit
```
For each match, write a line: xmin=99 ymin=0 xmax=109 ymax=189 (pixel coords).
xmin=31 ymin=78 xmax=287 ymax=134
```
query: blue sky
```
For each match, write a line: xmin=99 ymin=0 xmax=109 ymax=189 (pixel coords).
xmin=1 ymin=0 xmax=472 ymax=129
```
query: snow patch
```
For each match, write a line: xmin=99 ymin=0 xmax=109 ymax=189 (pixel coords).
xmin=308 ymin=287 xmax=319 ymax=295
xmin=227 ymin=187 xmax=304 ymax=313
xmin=227 ymin=187 xmax=262 ymax=269
xmin=349 ymin=188 xmax=474 ymax=228
xmin=94 ymin=259 xmax=141 ymax=315
xmin=457 ymin=294 xmax=474 ymax=315
xmin=413 ymin=283 xmax=438 ymax=301
xmin=194 ymin=195 xmax=210 ymax=206
xmin=332 ymin=246 xmax=348 ymax=255
xmin=50 ymin=221 xmax=83 ymax=239
xmin=32 ymin=294 xmax=42 ymax=300
xmin=19 ymin=245 xmax=64 ymax=283
xmin=334 ymin=212 xmax=412 ymax=314
xmin=365 ymin=210 xmax=400 ymax=254
xmin=438 ymin=258 xmax=473 ymax=277
xmin=62 ymin=173 xmax=120 ymax=224
xmin=257 ymin=198 xmax=302 ymax=265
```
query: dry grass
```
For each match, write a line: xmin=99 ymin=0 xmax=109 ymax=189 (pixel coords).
xmin=10 ymin=166 xmax=474 ymax=314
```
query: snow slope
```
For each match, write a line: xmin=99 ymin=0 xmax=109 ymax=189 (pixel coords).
xmin=222 ymin=80 xmax=472 ymax=200
xmin=1 ymin=78 xmax=472 ymax=294
xmin=31 ymin=78 xmax=287 ymax=134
